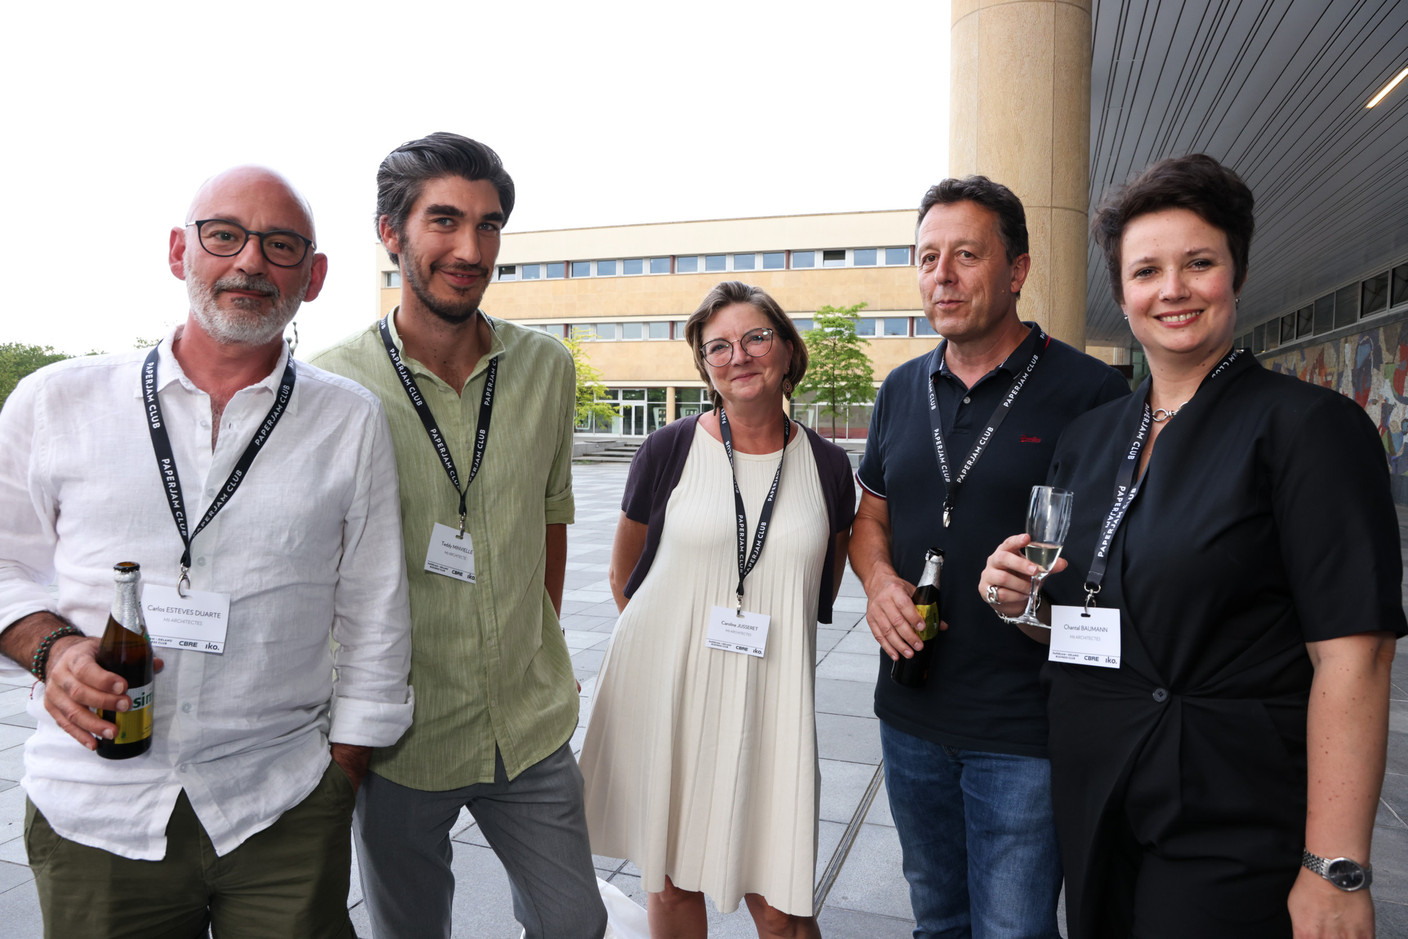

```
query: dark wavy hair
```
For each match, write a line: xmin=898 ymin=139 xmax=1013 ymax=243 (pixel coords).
xmin=375 ymin=132 xmax=515 ymax=265
xmin=684 ymin=281 xmax=808 ymax=411
xmin=1092 ymin=153 xmax=1254 ymax=304
xmin=917 ymin=175 xmax=1029 ymax=262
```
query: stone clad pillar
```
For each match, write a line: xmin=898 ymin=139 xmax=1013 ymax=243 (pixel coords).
xmin=949 ymin=0 xmax=1092 ymax=348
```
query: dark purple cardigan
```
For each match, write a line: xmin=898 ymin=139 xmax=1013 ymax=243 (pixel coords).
xmin=620 ymin=415 xmax=856 ymax=623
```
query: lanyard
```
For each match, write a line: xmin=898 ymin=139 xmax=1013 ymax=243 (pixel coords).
xmin=1081 ymin=347 xmax=1246 ymax=610
xmin=142 ymin=344 xmax=295 ymax=596
xmin=928 ymin=327 xmax=1047 ymax=527
xmin=378 ymin=316 xmax=497 ymax=535
xmin=718 ymin=408 xmax=791 ymax=614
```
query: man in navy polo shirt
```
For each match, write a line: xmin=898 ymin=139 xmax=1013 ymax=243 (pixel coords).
xmin=850 ymin=176 xmax=1129 ymax=938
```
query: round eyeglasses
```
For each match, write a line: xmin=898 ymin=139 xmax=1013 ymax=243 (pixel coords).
xmin=186 ymin=219 xmax=315 ymax=268
xmin=700 ymin=327 xmax=775 ymax=367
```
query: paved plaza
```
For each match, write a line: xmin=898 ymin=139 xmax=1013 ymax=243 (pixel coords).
xmin=0 ymin=463 xmax=1405 ymax=936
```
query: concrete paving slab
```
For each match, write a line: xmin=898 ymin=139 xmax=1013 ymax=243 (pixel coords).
xmin=815 ymin=677 xmax=876 ymax=719
xmin=820 ymin=822 xmax=911 ymax=921
xmin=816 ymin=651 xmax=886 ymax=683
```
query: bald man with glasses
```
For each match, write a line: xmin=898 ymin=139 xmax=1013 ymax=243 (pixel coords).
xmin=0 ymin=166 xmax=413 ymax=937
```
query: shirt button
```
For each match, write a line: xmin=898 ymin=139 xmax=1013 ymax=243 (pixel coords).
xmin=1152 ymin=688 xmax=1169 ymax=703
xmin=962 ymin=396 xmax=971 ymax=404
xmin=199 ymin=419 xmax=210 ymax=428
xmin=205 ymin=488 xmax=216 ymax=498
xmin=181 ymin=703 xmax=192 ymax=713
xmin=178 ymin=764 xmax=188 ymax=773
xmin=196 ymin=557 xmax=207 ymax=567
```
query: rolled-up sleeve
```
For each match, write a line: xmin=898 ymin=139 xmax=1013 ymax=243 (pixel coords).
xmin=543 ymin=348 xmax=576 ymax=527
xmin=328 ymin=400 xmax=414 ymax=746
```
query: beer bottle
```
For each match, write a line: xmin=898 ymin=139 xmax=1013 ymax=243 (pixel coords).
xmin=890 ymin=548 xmax=943 ymax=689
xmin=96 ymin=561 xmax=154 ymax=759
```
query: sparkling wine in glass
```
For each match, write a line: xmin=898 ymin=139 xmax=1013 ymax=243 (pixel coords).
xmin=1016 ymin=486 xmax=1073 ymax=627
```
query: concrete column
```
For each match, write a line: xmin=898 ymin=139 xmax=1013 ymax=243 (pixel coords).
xmin=949 ymin=0 xmax=1092 ymax=348
xmin=665 ymin=385 xmax=677 ymax=423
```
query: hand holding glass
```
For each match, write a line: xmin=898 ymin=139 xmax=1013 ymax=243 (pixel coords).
xmin=1016 ymin=486 xmax=1073 ymax=627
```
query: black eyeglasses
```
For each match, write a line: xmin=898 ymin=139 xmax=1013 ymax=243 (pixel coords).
xmin=701 ymin=327 xmax=774 ymax=366
xmin=186 ymin=219 xmax=315 ymax=268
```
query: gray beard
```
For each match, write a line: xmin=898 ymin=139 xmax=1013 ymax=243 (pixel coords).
xmin=187 ymin=270 xmax=307 ymax=346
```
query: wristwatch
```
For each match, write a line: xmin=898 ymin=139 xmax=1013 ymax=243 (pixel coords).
xmin=1301 ymin=848 xmax=1372 ymax=891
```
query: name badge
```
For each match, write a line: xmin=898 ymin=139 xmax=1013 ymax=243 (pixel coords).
xmin=1049 ymin=605 xmax=1121 ymax=668
xmin=143 ymin=583 xmax=231 ymax=654
xmin=425 ymin=522 xmax=476 ymax=583
xmin=706 ymin=605 xmax=770 ymax=658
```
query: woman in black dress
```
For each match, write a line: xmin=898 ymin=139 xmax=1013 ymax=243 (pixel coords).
xmin=980 ymin=154 xmax=1404 ymax=937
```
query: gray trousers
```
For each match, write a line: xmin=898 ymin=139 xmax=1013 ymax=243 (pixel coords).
xmin=352 ymin=743 xmax=606 ymax=939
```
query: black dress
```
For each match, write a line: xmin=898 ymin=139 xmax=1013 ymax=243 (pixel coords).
xmin=1042 ymin=353 xmax=1406 ymax=938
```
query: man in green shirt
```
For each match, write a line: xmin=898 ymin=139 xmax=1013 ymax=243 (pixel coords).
xmin=312 ymin=133 xmax=605 ymax=939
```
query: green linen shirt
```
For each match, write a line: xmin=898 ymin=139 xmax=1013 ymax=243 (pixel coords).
xmin=311 ymin=310 xmax=578 ymax=789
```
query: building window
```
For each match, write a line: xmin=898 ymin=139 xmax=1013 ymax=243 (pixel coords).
xmin=677 ymin=256 xmax=700 ymax=273
xmin=705 ymin=254 xmax=727 ymax=272
xmin=883 ymin=317 xmax=909 ymax=336
xmin=791 ymin=251 xmax=815 ymax=269
xmin=885 ymin=247 xmax=911 ymax=265
xmin=649 ymin=321 xmax=670 ymax=339
xmin=676 ymin=387 xmax=714 ymax=419
xmin=853 ymin=248 xmax=877 ymax=266
xmin=1295 ymin=305 xmax=1313 ymax=338
xmin=497 ymin=265 xmax=517 ymax=282
xmin=621 ymin=322 xmax=643 ymax=340
xmin=1313 ymin=294 xmax=1334 ymax=334
xmin=822 ymin=249 xmax=845 ymax=268
xmin=571 ymin=324 xmax=598 ymax=340
xmin=1362 ymin=272 xmax=1388 ymax=317
xmin=571 ymin=261 xmax=591 ymax=278
xmin=650 ymin=257 xmax=671 ymax=274
xmin=915 ymin=317 xmax=938 ymax=336
xmin=597 ymin=259 xmax=617 ymax=277
xmin=1393 ymin=263 xmax=1408 ymax=306
xmin=1253 ymin=322 xmax=1267 ymax=352
xmin=732 ymin=253 xmax=756 ymax=271
xmin=1279 ymin=312 xmax=1296 ymax=344
xmin=855 ymin=319 xmax=876 ymax=336
xmin=547 ymin=262 xmax=565 ymax=279
xmin=383 ymin=271 xmax=401 ymax=288
xmin=762 ymin=252 xmax=785 ymax=270
xmin=596 ymin=323 xmax=618 ymax=340
xmin=620 ymin=258 xmax=641 ymax=276
xmin=1334 ymin=284 xmax=1358 ymax=329
xmin=792 ymin=317 xmax=813 ymax=331
xmin=521 ymin=264 xmax=541 ymax=280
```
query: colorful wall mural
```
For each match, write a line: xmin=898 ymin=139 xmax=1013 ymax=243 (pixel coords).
xmin=1261 ymin=314 xmax=1408 ymax=502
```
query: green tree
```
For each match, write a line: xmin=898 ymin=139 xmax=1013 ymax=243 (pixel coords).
xmin=796 ymin=302 xmax=875 ymax=439
xmin=561 ymin=330 xmax=619 ymax=431
xmin=0 ymin=343 xmax=72 ymax=410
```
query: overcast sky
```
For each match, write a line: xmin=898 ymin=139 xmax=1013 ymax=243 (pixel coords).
xmin=5 ymin=1 xmax=950 ymax=356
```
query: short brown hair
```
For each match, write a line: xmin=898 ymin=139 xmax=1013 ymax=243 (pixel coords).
xmin=684 ymin=281 xmax=808 ymax=411
xmin=1092 ymin=153 xmax=1255 ymax=304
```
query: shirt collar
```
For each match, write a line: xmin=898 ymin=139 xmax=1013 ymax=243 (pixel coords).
xmin=385 ymin=305 xmax=506 ymax=390
xmin=929 ymin=321 xmax=1043 ymax=384
xmin=139 ymin=324 xmax=292 ymax=400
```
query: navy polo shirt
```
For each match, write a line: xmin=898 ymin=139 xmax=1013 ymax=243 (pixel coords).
xmin=858 ymin=323 xmax=1130 ymax=756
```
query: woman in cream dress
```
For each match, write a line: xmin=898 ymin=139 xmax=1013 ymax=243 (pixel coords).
xmin=581 ymin=282 xmax=854 ymax=939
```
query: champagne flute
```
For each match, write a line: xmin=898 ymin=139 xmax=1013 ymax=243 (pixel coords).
xmin=1015 ymin=486 xmax=1073 ymax=626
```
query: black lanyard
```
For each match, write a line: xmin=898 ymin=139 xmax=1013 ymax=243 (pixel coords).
xmin=718 ymin=408 xmax=790 ymax=614
xmin=928 ymin=327 xmax=1047 ymax=526
xmin=1081 ymin=347 xmax=1246 ymax=609
xmin=378 ymin=316 xmax=497 ymax=535
xmin=142 ymin=344 xmax=295 ymax=595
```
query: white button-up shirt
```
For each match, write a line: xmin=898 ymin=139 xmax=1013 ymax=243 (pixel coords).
xmin=0 ymin=331 xmax=413 ymax=860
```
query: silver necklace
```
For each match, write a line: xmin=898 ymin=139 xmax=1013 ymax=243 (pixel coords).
xmin=1150 ymin=401 xmax=1188 ymax=422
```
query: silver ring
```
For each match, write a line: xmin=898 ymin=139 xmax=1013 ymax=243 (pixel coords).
xmin=986 ymin=584 xmax=1000 ymax=606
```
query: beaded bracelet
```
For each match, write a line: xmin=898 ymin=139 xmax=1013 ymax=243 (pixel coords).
xmin=30 ymin=625 xmax=83 ymax=682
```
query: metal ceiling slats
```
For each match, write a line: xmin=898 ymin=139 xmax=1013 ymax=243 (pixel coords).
xmin=1085 ymin=0 xmax=1408 ymax=342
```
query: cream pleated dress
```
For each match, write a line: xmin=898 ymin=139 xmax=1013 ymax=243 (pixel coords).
xmin=581 ymin=422 xmax=830 ymax=916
